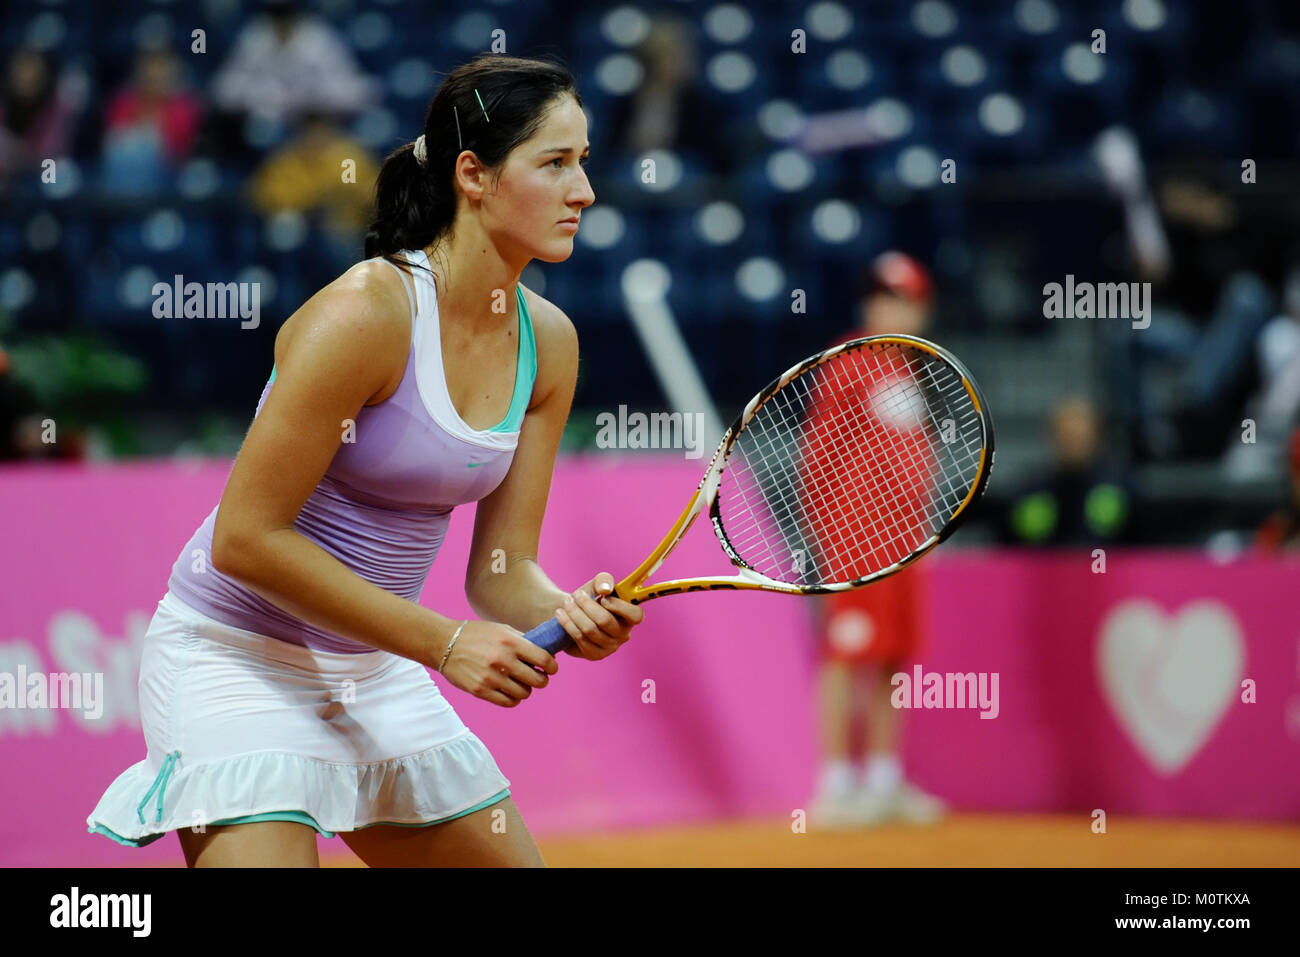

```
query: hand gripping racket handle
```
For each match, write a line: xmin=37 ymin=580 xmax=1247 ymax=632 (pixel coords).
xmin=522 ymin=617 xmax=574 ymax=655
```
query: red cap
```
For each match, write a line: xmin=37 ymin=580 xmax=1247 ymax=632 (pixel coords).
xmin=869 ymin=251 xmax=933 ymax=303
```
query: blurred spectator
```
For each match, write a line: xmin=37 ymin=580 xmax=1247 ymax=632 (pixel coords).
xmin=606 ymin=13 xmax=717 ymax=170
xmin=1096 ymin=135 xmax=1276 ymax=462
xmin=100 ymin=46 xmax=203 ymax=194
xmin=851 ymin=250 xmax=932 ymax=338
xmin=1000 ymin=396 xmax=1136 ymax=547
xmin=1224 ymin=263 xmax=1300 ymax=480
xmin=211 ymin=0 xmax=377 ymax=136
xmin=248 ymin=111 xmax=379 ymax=273
xmin=808 ymin=252 xmax=946 ymax=829
xmin=1254 ymin=426 xmax=1300 ymax=551
xmin=1151 ymin=166 xmax=1276 ymax=459
xmin=0 ymin=47 xmax=82 ymax=189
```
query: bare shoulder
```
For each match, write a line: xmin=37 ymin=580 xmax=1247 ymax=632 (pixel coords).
xmin=519 ymin=284 xmax=578 ymax=405
xmin=281 ymin=259 xmax=411 ymax=348
xmin=275 ymin=258 xmax=414 ymax=404
xmin=519 ymin=284 xmax=577 ymax=353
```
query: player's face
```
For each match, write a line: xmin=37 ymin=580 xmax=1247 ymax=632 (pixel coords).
xmin=484 ymin=95 xmax=594 ymax=264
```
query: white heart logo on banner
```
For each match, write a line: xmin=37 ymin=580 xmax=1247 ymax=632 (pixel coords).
xmin=1097 ymin=599 xmax=1244 ymax=775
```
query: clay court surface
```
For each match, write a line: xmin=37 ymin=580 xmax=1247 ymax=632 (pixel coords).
xmin=306 ymin=814 xmax=1300 ymax=867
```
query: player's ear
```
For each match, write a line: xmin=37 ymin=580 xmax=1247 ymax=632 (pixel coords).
xmin=454 ymin=151 xmax=488 ymax=202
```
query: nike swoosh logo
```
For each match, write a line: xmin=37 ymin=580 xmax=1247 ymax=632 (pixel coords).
xmin=467 ymin=461 xmax=486 ymax=468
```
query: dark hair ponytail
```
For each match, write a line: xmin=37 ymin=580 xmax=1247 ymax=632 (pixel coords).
xmin=365 ymin=53 xmax=583 ymax=261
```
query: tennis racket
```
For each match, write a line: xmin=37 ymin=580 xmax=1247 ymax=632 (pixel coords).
xmin=522 ymin=334 xmax=995 ymax=654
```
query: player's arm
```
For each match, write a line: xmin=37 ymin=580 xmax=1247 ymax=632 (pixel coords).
xmin=465 ymin=290 xmax=642 ymax=659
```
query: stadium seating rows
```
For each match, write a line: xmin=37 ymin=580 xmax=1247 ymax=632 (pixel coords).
xmin=3 ymin=0 xmax=1295 ymax=416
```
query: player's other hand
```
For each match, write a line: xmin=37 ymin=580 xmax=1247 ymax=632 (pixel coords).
xmin=556 ymin=572 xmax=644 ymax=660
xmin=440 ymin=620 xmax=558 ymax=708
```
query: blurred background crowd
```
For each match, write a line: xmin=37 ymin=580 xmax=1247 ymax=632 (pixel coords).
xmin=2 ymin=0 xmax=1299 ymax=550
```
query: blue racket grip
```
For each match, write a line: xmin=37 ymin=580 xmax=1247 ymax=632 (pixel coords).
xmin=522 ymin=616 xmax=574 ymax=655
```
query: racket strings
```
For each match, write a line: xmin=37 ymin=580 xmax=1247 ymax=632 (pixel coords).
xmin=717 ymin=342 xmax=985 ymax=586
xmin=742 ymin=377 xmax=926 ymax=573
xmin=726 ymin=355 xmax=918 ymax=576
xmin=745 ymin=352 xmax=938 ymax=577
xmin=805 ymin=349 xmax=968 ymax=574
xmin=813 ymin=350 xmax=978 ymax=521
xmin=802 ymin=346 xmax=982 ymax=578
xmin=737 ymin=378 xmax=954 ymax=581
xmin=798 ymin=347 xmax=981 ymax=578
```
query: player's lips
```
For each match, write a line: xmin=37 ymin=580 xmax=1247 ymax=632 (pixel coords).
xmin=557 ymin=217 xmax=580 ymax=231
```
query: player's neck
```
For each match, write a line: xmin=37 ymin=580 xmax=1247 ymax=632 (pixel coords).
xmin=425 ymin=221 xmax=525 ymax=328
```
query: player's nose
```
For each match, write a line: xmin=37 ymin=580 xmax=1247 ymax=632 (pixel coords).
xmin=570 ymin=167 xmax=595 ymax=208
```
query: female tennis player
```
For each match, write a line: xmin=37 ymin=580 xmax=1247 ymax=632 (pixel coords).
xmin=85 ymin=54 xmax=643 ymax=867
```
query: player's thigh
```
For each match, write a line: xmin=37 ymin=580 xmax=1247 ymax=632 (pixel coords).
xmin=177 ymin=820 xmax=321 ymax=868
xmin=339 ymin=796 xmax=545 ymax=868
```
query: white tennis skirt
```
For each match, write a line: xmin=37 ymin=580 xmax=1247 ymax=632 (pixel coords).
xmin=87 ymin=589 xmax=511 ymax=848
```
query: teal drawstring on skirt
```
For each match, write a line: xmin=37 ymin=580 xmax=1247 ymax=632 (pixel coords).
xmin=136 ymin=751 xmax=180 ymax=825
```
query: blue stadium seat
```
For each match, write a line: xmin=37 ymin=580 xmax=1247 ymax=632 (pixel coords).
xmin=795 ymin=48 xmax=893 ymax=113
xmin=0 ymin=221 xmax=22 ymax=262
xmin=664 ymin=205 xmax=777 ymax=263
xmin=953 ymin=91 xmax=1049 ymax=164
xmin=1145 ymin=86 xmax=1245 ymax=157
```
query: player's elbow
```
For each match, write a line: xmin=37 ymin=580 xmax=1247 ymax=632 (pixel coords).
xmin=463 ymin=573 xmax=499 ymax=622
xmin=465 ymin=553 xmax=525 ymax=621
xmin=210 ymin=526 xmax=250 ymax=579
xmin=211 ymin=516 xmax=269 ymax=581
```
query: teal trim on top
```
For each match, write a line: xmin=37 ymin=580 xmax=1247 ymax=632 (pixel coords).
xmin=268 ymin=365 xmax=276 ymax=385
xmin=488 ymin=286 xmax=537 ymax=434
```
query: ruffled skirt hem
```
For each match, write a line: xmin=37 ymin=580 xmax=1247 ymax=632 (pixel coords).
xmin=86 ymin=731 xmax=511 ymax=848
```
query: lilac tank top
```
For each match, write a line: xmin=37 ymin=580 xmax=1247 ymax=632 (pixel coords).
xmin=166 ymin=249 xmax=537 ymax=653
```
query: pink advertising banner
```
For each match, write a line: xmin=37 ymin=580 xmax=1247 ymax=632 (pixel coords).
xmin=1 ymin=457 xmax=1298 ymax=866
